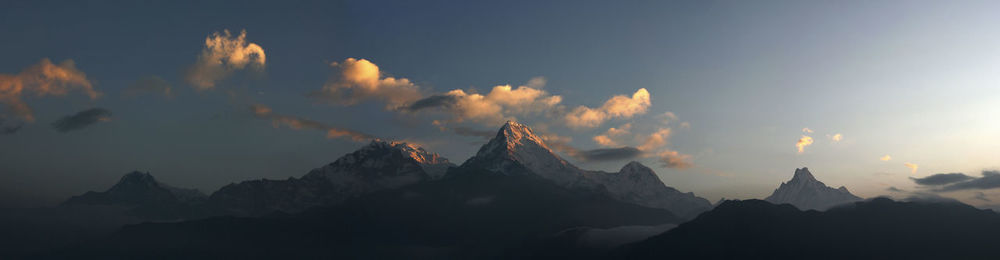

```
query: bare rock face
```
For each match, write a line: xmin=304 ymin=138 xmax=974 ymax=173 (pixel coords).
xmin=764 ymin=167 xmax=862 ymax=210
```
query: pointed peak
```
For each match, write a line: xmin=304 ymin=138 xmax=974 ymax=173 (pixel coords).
xmin=119 ymin=171 xmax=156 ymax=183
xmin=621 ymin=161 xmax=652 ymax=172
xmin=489 ymin=120 xmax=549 ymax=152
xmin=791 ymin=167 xmax=817 ymax=182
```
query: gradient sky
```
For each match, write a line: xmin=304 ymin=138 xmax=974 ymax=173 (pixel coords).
xmin=2 ymin=0 xmax=998 ymax=208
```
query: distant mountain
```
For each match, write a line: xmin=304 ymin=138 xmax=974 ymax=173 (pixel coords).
xmin=619 ymin=198 xmax=1000 ymax=259
xmin=62 ymin=171 xmax=207 ymax=219
xmin=461 ymin=121 xmax=712 ymax=219
xmin=208 ymin=140 xmax=455 ymax=216
xmin=58 ymin=160 xmax=680 ymax=259
xmin=764 ymin=167 xmax=862 ymax=210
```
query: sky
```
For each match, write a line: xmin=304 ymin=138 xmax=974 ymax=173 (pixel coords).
xmin=1 ymin=0 xmax=999 ymax=208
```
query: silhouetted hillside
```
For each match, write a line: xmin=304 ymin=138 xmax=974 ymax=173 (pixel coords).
xmin=48 ymin=171 xmax=678 ymax=258
xmin=619 ymin=198 xmax=1000 ymax=259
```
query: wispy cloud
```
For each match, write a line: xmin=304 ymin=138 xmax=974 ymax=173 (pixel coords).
xmin=186 ymin=29 xmax=266 ymax=90
xmin=51 ymin=108 xmax=111 ymax=133
xmin=910 ymin=173 xmax=972 ymax=186
xmin=0 ymin=59 xmax=99 ymax=122
xmin=802 ymin=127 xmax=814 ymax=133
xmin=250 ymin=104 xmax=373 ymax=142
xmin=829 ymin=133 xmax=843 ymax=142
xmin=564 ymin=88 xmax=650 ymax=128
xmin=796 ymin=135 xmax=814 ymax=154
xmin=904 ymin=162 xmax=919 ymax=174
xmin=0 ymin=118 xmax=24 ymax=135
xmin=880 ymin=155 xmax=892 ymax=161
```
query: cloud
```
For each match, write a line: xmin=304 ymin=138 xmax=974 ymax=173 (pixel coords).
xmin=880 ymin=155 xmax=892 ymax=161
xmin=830 ymin=133 xmax=843 ymax=142
xmin=403 ymin=78 xmax=562 ymax=124
xmin=123 ymin=76 xmax=173 ymax=98
xmin=910 ymin=173 xmax=973 ymax=186
xmin=0 ymin=59 xmax=99 ymax=122
xmin=886 ymin=186 xmax=906 ymax=192
xmin=904 ymin=162 xmax=919 ymax=174
xmin=657 ymin=149 xmax=693 ymax=169
xmin=910 ymin=171 xmax=1000 ymax=192
xmin=185 ymin=29 xmax=266 ymax=90
xmin=796 ymin=135 xmax=814 ymax=154
xmin=802 ymin=127 xmax=814 ymax=133
xmin=565 ymin=88 xmax=651 ymax=128
xmin=937 ymin=171 xmax=1000 ymax=192
xmin=638 ymin=128 xmax=672 ymax=151
xmin=579 ymin=147 xmax=644 ymax=162
xmin=312 ymin=58 xmax=421 ymax=109
xmin=51 ymin=108 xmax=111 ymax=133
xmin=250 ymin=104 xmax=373 ymax=142
xmin=593 ymin=123 xmax=632 ymax=147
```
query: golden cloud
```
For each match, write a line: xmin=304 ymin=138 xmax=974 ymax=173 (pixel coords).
xmin=565 ymin=88 xmax=651 ymax=128
xmin=802 ymin=127 xmax=814 ymax=133
xmin=186 ymin=29 xmax=266 ymax=90
xmin=830 ymin=133 xmax=843 ymax=142
xmin=796 ymin=135 xmax=814 ymax=154
xmin=904 ymin=162 xmax=919 ymax=174
xmin=592 ymin=123 xmax=631 ymax=147
xmin=313 ymin=58 xmax=421 ymax=109
xmin=638 ymin=128 xmax=672 ymax=151
xmin=0 ymin=59 xmax=99 ymax=122
xmin=880 ymin=155 xmax=892 ymax=161
xmin=403 ymin=77 xmax=562 ymax=125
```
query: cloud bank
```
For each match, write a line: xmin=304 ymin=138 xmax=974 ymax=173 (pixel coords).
xmin=51 ymin=108 xmax=111 ymax=133
xmin=0 ymin=59 xmax=99 ymax=122
xmin=186 ymin=30 xmax=266 ymax=90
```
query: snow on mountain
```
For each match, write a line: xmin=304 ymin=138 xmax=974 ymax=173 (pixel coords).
xmin=764 ymin=167 xmax=862 ymax=210
xmin=587 ymin=162 xmax=713 ymax=219
xmin=460 ymin=121 xmax=712 ymax=219
xmin=209 ymin=139 xmax=455 ymax=215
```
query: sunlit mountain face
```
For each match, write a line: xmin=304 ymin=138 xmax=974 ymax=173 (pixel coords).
xmin=2 ymin=1 xmax=1000 ymax=259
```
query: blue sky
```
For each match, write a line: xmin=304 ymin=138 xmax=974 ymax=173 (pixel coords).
xmin=2 ymin=0 xmax=998 ymax=207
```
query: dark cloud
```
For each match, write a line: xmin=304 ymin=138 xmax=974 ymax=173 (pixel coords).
xmin=910 ymin=173 xmax=973 ymax=186
xmin=51 ymin=108 xmax=112 ymax=133
xmin=886 ymin=186 xmax=905 ymax=193
xmin=938 ymin=171 xmax=1000 ymax=192
xmin=911 ymin=171 xmax=1000 ymax=192
xmin=123 ymin=76 xmax=173 ymax=98
xmin=452 ymin=126 xmax=495 ymax=138
xmin=401 ymin=95 xmax=457 ymax=112
xmin=579 ymin=147 xmax=643 ymax=162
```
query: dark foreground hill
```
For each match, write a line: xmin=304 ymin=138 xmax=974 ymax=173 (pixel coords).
xmin=619 ymin=197 xmax=1000 ymax=259
xmin=44 ymin=171 xmax=678 ymax=259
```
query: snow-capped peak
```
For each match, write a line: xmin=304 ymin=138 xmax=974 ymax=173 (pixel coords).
xmin=789 ymin=167 xmax=818 ymax=183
